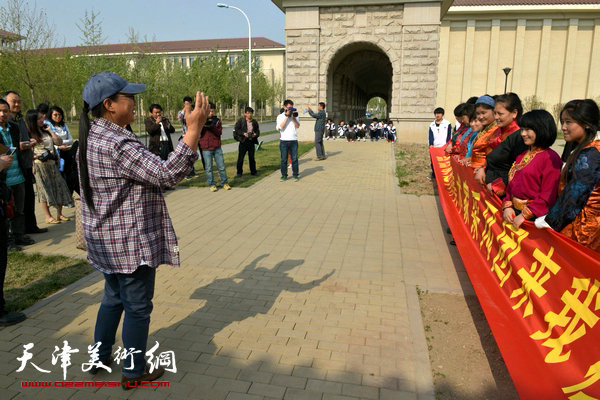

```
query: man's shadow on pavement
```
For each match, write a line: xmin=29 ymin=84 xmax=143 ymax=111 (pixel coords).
xmin=155 ymin=254 xmax=334 ymax=370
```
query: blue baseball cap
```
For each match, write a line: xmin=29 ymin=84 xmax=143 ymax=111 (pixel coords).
xmin=476 ymin=95 xmax=495 ymax=108
xmin=83 ymin=72 xmax=146 ymax=109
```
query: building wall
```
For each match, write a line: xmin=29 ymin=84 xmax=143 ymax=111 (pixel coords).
xmin=437 ymin=8 xmax=600 ymax=123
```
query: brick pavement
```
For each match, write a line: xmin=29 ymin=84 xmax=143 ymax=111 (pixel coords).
xmin=0 ymin=140 xmax=470 ymax=399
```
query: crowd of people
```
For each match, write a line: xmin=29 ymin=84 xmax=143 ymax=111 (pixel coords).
xmin=432 ymin=93 xmax=600 ymax=253
xmin=323 ymin=118 xmax=397 ymax=143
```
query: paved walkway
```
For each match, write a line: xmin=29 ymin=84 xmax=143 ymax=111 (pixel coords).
xmin=1 ymin=140 xmax=470 ymax=400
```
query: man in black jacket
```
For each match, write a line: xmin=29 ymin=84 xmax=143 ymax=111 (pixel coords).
xmin=145 ymin=103 xmax=175 ymax=160
xmin=234 ymin=107 xmax=260 ymax=177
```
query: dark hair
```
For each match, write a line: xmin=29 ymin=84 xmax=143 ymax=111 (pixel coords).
xmin=283 ymin=99 xmax=293 ymax=107
xmin=49 ymin=105 xmax=66 ymax=127
xmin=519 ymin=110 xmax=557 ymax=149
xmin=495 ymin=92 xmax=523 ymax=122
xmin=327 ymin=118 xmax=332 ymax=123
xmin=466 ymin=96 xmax=478 ymax=105
xmin=37 ymin=103 xmax=49 ymax=115
xmin=434 ymin=107 xmax=444 ymax=115
xmin=2 ymin=90 xmax=20 ymax=99
xmin=183 ymin=96 xmax=193 ymax=103
xmin=358 ymin=119 xmax=363 ymax=124
xmin=348 ymin=120 xmax=355 ymax=126
xmin=462 ymin=104 xmax=476 ymax=123
xmin=245 ymin=106 xmax=254 ymax=113
xmin=561 ymin=99 xmax=600 ymax=182
xmin=25 ymin=109 xmax=43 ymax=141
xmin=373 ymin=118 xmax=378 ymax=122
xmin=0 ymin=99 xmax=8 ymax=108
xmin=453 ymin=103 xmax=465 ymax=117
xmin=78 ymin=94 xmax=119 ymax=213
xmin=209 ymin=102 xmax=216 ymax=110
xmin=319 ymin=102 xmax=325 ymax=109
xmin=149 ymin=103 xmax=162 ymax=113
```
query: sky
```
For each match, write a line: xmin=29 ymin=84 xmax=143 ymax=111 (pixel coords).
xmin=31 ymin=0 xmax=286 ymax=47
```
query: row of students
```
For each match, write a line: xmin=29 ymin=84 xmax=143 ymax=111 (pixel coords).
xmin=444 ymin=94 xmax=600 ymax=253
xmin=324 ymin=119 xmax=396 ymax=142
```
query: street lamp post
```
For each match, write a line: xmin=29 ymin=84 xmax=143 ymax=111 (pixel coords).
xmin=503 ymin=67 xmax=512 ymax=94
xmin=217 ymin=3 xmax=252 ymax=109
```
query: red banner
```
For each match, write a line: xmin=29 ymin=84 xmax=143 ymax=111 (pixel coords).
xmin=430 ymin=147 xmax=600 ymax=400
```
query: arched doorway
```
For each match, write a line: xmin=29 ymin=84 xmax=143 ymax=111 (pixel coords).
xmin=327 ymin=42 xmax=393 ymax=123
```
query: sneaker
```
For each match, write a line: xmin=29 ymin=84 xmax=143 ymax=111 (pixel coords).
xmin=210 ymin=186 xmax=218 ymax=192
xmin=223 ymin=183 xmax=231 ymax=190
xmin=288 ymin=164 xmax=292 ymax=169
xmin=8 ymin=243 xmax=22 ymax=252
xmin=293 ymin=176 xmax=299 ymax=182
xmin=0 ymin=311 xmax=26 ymax=326
xmin=121 ymin=365 xmax=165 ymax=391
xmin=280 ymin=176 xmax=287 ymax=182
xmin=251 ymin=172 xmax=258 ymax=176
xmin=236 ymin=174 xmax=242 ymax=178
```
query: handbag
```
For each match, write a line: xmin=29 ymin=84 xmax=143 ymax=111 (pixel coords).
xmin=74 ymin=197 xmax=86 ymax=251
xmin=37 ymin=150 xmax=53 ymax=162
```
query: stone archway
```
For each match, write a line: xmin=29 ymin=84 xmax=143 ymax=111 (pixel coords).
xmin=278 ymin=1 xmax=444 ymax=141
xmin=326 ymin=42 xmax=393 ymax=123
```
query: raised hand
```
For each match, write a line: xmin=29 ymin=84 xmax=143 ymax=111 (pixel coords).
xmin=186 ymin=91 xmax=210 ymax=132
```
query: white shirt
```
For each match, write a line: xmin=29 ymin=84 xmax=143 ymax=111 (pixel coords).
xmin=159 ymin=122 xmax=169 ymax=141
xmin=277 ymin=112 xmax=299 ymax=141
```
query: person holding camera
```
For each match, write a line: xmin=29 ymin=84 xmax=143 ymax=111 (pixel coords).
xmin=201 ymin=103 xmax=230 ymax=192
xmin=145 ymin=104 xmax=175 ymax=161
xmin=234 ymin=106 xmax=260 ymax=177
xmin=277 ymin=100 xmax=300 ymax=181
xmin=25 ymin=109 xmax=73 ymax=225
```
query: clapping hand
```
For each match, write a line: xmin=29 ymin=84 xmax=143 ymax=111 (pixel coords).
xmin=186 ymin=92 xmax=210 ymax=131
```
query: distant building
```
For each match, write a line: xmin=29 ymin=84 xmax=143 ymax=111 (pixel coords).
xmin=0 ymin=29 xmax=23 ymax=50
xmin=47 ymin=37 xmax=285 ymax=89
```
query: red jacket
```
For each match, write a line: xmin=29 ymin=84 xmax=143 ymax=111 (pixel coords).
xmin=199 ymin=117 xmax=222 ymax=150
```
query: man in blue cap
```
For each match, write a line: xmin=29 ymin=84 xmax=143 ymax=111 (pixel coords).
xmin=78 ymin=72 xmax=210 ymax=388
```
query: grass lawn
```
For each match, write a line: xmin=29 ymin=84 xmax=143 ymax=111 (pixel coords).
xmin=179 ymin=140 xmax=315 ymax=188
xmin=5 ymin=252 xmax=95 ymax=312
xmin=395 ymin=142 xmax=436 ymax=196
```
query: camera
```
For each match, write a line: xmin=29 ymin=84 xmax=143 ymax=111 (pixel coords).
xmin=205 ymin=116 xmax=218 ymax=126
xmin=286 ymin=107 xmax=298 ymax=118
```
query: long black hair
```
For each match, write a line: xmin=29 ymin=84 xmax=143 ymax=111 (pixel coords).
xmin=78 ymin=94 xmax=118 ymax=213
xmin=561 ymin=99 xmax=600 ymax=182
xmin=25 ymin=109 xmax=43 ymax=142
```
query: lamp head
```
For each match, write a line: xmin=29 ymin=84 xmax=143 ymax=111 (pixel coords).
xmin=217 ymin=3 xmax=229 ymax=7
xmin=503 ymin=67 xmax=512 ymax=76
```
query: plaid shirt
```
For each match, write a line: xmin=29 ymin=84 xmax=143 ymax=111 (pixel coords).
xmin=79 ymin=118 xmax=198 ymax=274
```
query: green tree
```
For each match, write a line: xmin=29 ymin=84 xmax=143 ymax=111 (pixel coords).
xmin=0 ymin=0 xmax=57 ymax=108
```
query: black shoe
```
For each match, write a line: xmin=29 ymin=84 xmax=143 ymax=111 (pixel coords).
xmin=26 ymin=227 xmax=48 ymax=234
xmin=89 ymin=356 xmax=113 ymax=375
xmin=14 ymin=236 xmax=35 ymax=246
xmin=0 ymin=311 xmax=27 ymax=326
xmin=121 ymin=365 xmax=165 ymax=390
xmin=251 ymin=172 xmax=258 ymax=176
xmin=236 ymin=174 xmax=242 ymax=177
xmin=8 ymin=243 xmax=23 ymax=252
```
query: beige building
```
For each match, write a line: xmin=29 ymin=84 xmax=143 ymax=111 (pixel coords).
xmin=438 ymin=0 xmax=600 ymax=123
xmin=273 ymin=0 xmax=600 ymax=141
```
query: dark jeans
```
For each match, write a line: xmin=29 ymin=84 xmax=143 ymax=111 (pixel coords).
xmin=280 ymin=140 xmax=298 ymax=178
xmin=8 ymin=182 xmax=25 ymax=238
xmin=23 ymin=168 xmax=39 ymax=233
xmin=94 ymin=265 xmax=156 ymax=378
xmin=314 ymin=130 xmax=325 ymax=159
xmin=237 ymin=141 xmax=256 ymax=175
xmin=0 ymin=211 xmax=7 ymax=312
